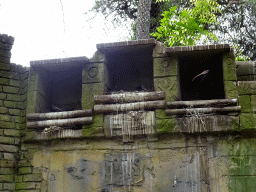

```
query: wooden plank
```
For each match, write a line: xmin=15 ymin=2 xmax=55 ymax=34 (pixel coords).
xmin=94 ymin=91 xmax=164 ymax=104
xmin=27 ymin=117 xmax=93 ymax=129
xmin=94 ymin=100 xmax=165 ymax=114
xmin=165 ymin=106 xmax=241 ymax=116
xmin=26 ymin=109 xmax=93 ymax=120
xmin=167 ymin=99 xmax=238 ymax=109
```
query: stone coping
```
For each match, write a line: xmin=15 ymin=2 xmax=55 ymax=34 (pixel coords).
xmin=96 ymin=39 xmax=156 ymax=50
xmin=30 ymin=56 xmax=90 ymax=67
xmin=166 ymin=44 xmax=231 ymax=53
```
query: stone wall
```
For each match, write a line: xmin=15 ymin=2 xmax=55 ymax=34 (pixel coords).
xmin=0 ymin=34 xmax=28 ymax=191
xmin=1 ymin=34 xmax=256 ymax=191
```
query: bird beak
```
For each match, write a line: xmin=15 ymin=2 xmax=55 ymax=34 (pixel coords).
xmin=192 ymin=70 xmax=209 ymax=81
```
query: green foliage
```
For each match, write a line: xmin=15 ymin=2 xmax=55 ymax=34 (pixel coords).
xmin=151 ymin=0 xmax=221 ymax=47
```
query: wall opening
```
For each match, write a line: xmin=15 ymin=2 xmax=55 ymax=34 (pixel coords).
xmin=178 ymin=52 xmax=225 ymax=101
xmin=106 ymin=49 xmax=154 ymax=93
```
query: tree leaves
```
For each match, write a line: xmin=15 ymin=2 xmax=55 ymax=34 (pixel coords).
xmin=151 ymin=0 xmax=221 ymax=47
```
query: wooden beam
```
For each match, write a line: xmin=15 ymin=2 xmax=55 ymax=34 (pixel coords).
xmin=26 ymin=109 xmax=93 ymax=120
xmin=165 ymin=106 xmax=241 ymax=116
xmin=167 ymin=99 xmax=238 ymax=109
xmin=27 ymin=117 xmax=93 ymax=129
xmin=94 ymin=91 xmax=165 ymax=104
xmin=94 ymin=100 xmax=165 ymax=114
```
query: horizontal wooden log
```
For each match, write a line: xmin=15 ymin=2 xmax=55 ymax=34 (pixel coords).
xmin=27 ymin=117 xmax=93 ymax=129
xmin=167 ymin=99 xmax=237 ymax=109
xmin=165 ymin=106 xmax=241 ymax=116
xmin=94 ymin=100 xmax=165 ymax=114
xmin=26 ymin=109 xmax=93 ymax=120
xmin=94 ymin=91 xmax=164 ymax=104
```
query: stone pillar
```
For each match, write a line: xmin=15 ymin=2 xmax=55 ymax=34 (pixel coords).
xmin=81 ymin=50 xmax=108 ymax=137
xmin=152 ymin=41 xmax=178 ymax=134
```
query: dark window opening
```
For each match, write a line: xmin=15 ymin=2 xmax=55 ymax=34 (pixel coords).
xmin=106 ymin=51 xmax=154 ymax=93
xmin=178 ymin=52 xmax=225 ymax=101
xmin=36 ymin=68 xmax=82 ymax=113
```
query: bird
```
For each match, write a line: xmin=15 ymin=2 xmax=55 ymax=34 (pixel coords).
xmin=192 ymin=70 xmax=214 ymax=100
xmin=135 ymin=85 xmax=147 ymax=92
xmin=192 ymin=70 xmax=209 ymax=82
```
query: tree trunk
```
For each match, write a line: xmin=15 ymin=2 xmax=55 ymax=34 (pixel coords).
xmin=136 ymin=0 xmax=152 ymax=39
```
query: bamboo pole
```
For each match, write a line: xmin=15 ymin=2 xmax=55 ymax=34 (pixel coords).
xmin=165 ymin=106 xmax=241 ymax=116
xmin=167 ymin=99 xmax=238 ymax=109
xmin=94 ymin=100 xmax=165 ymax=114
xmin=94 ymin=91 xmax=164 ymax=104
xmin=27 ymin=117 xmax=93 ymax=129
xmin=26 ymin=109 xmax=93 ymax=120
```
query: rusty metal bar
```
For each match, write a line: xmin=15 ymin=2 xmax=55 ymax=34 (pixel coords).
xmin=165 ymin=106 xmax=241 ymax=116
xmin=94 ymin=100 xmax=165 ymax=114
xmin=94 ymin=91 xmax=164 ymax=104
xmin=26 ymin=109 xmax=93 ymax=120
xmin=167 ymin=99 xmax=238 ymax=109
xmin=27 ymin=117 xmax=93 ymax=129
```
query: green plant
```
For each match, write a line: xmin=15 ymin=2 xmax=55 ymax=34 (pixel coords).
xmin=151 ymin=0 xmax=221 ymax=47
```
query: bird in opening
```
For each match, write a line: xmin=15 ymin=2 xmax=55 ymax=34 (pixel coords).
xmin=192 ymin=70 xmax=209 ymax=82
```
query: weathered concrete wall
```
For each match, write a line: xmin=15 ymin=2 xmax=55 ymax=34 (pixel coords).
xmin=0 ymin=34 xmax=28 ymax=191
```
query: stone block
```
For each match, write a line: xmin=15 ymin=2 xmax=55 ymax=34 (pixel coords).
xmin=2 ymin=153 xmax=15 ymax=160
xmin=17 ymin=101 xmax=27 ymax=110
xmin=16 ymin=182 xmax=38 ymax=190
xmin=152 ymin=41 xmax=167 ymax=57
xmin=0 ymin=107 xmax=7 ymax=114
xmin=0 ymin=136 xmax=15 ymax=144
xmin=0 ymin=175 xmax=14 ymax=182
xmin=0 ymin=160 xmax=14 ymax=167
xmin=0 ymin=93 xmax=6 ymax=100
xmin=0 ymin=63 xmax=10 ymax=71
xmin=0 ymin=56 xmax=10 ymax=64
xmin=90 ymin=50 xmax=106 ymax=63
xmin=0 ymin=144 xmax=18 ymax=152
xmin=9 ymin=109 xmax=20 ymax=116
xmin=82 ymin=83 xmax=104 ymax=109
xmin=15 ymin=175 xmax=23 ymax=183
xmin=0 ymin=71 xmax=11 ymax=78
xmin=3 ymin=86 xmax=19 ymax=93
xmin=3 ymin=183 xmax=15 ymax=190
xmin=154 ymin=76 xmax=178 ymax=102
xmin=0 ymin=78 xmax=9 ymax=85
xmin=153 ymin=56 xmax=178 ymax=77
xmin=27 ymin=69 xmax=39 ymax=92
xmin=4 ymin=101 xmax=16 ymax=108
xmin=239 ymin=95 xmax=252 ymax=112
xmin=17 ymin=159 xmax=31 ymax=167
xmin=0 ymin=114 xmax=11 ymax=122
xmin=240 ymin=113 xmax=255 ymax=129
xmin=238 ymin=81 xmax=256 ymax=95
xmin=0 ymin=49 xmax=11 ymax=58
xmin=7 ymin=94 xmax=23 ymax=101
xmin=26 ymin=91 xmax=38 ymax=114
xmin=23 ymin=174 xmax=43 ymax=182
xmin=223 ymin=51 xmax=236 ymax=81
xmin=156 ymin=118 xmax=177 ymax=134
xmin=18 ymin=167 xmax=32 ymax=175
xmin=0 ymin=167 xmax=14 ymax=175
xmin=82 ymin=62 xmax=108 ymax=84
xmin=4 ymin=129 xmax=20 ymax=137
xmin=0 ymin=121 xmax=15 ymax=129
xmin=225 ymin=81 xmax=238 ymax=99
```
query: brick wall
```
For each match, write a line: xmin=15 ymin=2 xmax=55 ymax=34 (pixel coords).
xmin=0 ymin=33 xmax=30 ymax=191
